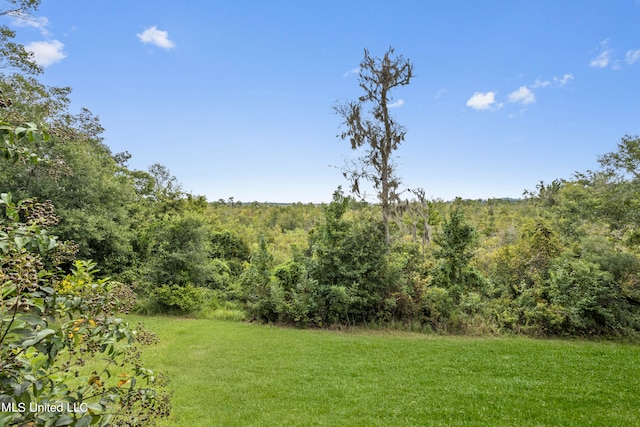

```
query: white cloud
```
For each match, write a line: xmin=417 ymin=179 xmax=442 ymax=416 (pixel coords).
xmin=466 ymin=92 xmax=501 ymax=111
xmin=467 ymin=74 xmax=572 ymax=114
xmin=434 ymin=88 xmax=447 ymax=99
xmin=532 ymin=74 xmax=573 ymax=90
xmin=590 ymin=39 xmax=618 ymax=69
xmin=531 ymin=79 xmax=551 ymax=88
xmin=342 ymin=67 xmax=359 ymax=78
xmin=508 ymin=109 xmax=527 ymax=119
xmin=553 ymin=73 xmax=574 ymax=86
xmin=25 ymin=40 xmax=66 ymax=67
xmin=626 ymin=49 xmax=640 ymax=64
xmin=136 ymin=26 xmax=175 ymax=50
xmin=590 ymin=50 xmax=611 ymax=68
xmin=508 ymin=86 xmax=535 ymax=105
xmin=9 ymin=13 xmax=50 ymax=36
xmin=591 ymin=40 xmax=609 ymax=67
xmin=388 ymin=99 xmax=405 ymax=108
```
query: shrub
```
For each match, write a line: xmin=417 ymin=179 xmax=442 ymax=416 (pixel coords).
xmin=210 ymin=230 xmax=250 ymax=276
xmin=548 ymin=257 xmax=631 ymax=335
xmin=431 ymin=208 xmax=490 ymax=304
xmin=208 ymin=258 xmax=232 ymax=290
xmin=239 ymin=236 xmax=276 ymax=322
xmin=0 ymin=195 xmax=169 ymax=426
xmin=153 ymin=284 xmax=209 ymax=314
xmin=306 ymin=189 xmax=393 ymax=324
xmin=146 ymin=212 xmax=215 ymax=287
xmin=419 ymin=286 xmax=454 ymax=330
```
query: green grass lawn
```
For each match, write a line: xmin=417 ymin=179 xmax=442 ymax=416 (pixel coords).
xmin=130 ymin=315 xmax=640 ymax=426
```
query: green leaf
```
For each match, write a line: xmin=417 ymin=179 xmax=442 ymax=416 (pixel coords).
xmin=74 ymin=415 xmax=93 ymax=427
xmin=14 ymin=236 xmax=25 ymax=250
xmin=49 ymin=338 xmax=61 ymax=359
xmin=5 ymin=206 xmax=18 ymax=222
xmin=20 ymin=391 xmax=31 ymax=410
xmin=12 ymin=382 xmax=29 ymax=396
xmin=1 ymin=282 xmax=17 ymax=298
xmin=22 ymin=328 xmax=56 ymax=347
xmin=31 ymin=298 xmax=45 ymax=312
xmin=97 ymin=414 xmax=113 ymax=427
xmin=5 ymin=327 xmax=32 ymax=337
xmin=0 ymin=413 xmax=14 ymax=425
xmin=83 ymin=402 xmax=103 ymax=412
xmin=54 ymin=415 xmax=74 ymax=426
xmin=20 ymin=314 xmax=47 ymax=327
xmin=0 ymin=192 xmax=12 ymax=205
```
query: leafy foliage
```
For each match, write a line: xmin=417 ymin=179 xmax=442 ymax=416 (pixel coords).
xmin=240 ymin=235 xmax=276 ymax=321
xmin=153 ymin=284 xmax=209 ymax=314
xmin=1 ymin=124 xmax=169 ymax=426
xmin=431 ymin=208 xmax=486 ymax=299
xmin=267 ymin=188 xmax=394 ymax=325
xmin=146 ymin=212 xmax=215 ymax=288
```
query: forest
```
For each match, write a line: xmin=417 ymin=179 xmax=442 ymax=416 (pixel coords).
xmin=2 ymin=2 xmax=640 ymax=426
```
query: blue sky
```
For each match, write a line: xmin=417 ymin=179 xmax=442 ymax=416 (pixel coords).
xmin=5 ymin=0 xmax=640 ymax=202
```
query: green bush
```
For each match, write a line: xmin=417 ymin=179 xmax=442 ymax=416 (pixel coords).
xmin=146 ymin=212 xmax=216 ymax=287
xmin=210 ymin=230 xmax=250 ymax=276
xmin=270 ymin=260 xmax=317 ymax=324
xmin=306 ymin=189 xmax=393 ymax=324
xmin=431 ymin=208 xmax=490 ymax=303
xmin=548 ymin=256 xmax=632 ymax=335
xmin=240 ymin=236 xmax=276 ymax=322
xmin=208 ymin=258 xmax=232 ymax=289
xmin=274 ymin=259 xmax=305 ymax=291
xmin=419 ymin=286 xmax=454 ymax=330
xmin=154 ymin=284 xmax=209 ymax=314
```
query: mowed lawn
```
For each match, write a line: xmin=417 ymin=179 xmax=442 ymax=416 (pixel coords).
xmin=130 ymin=315 xmax=640 ymax=427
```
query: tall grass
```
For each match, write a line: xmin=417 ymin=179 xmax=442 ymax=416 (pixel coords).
xmin=132 ymin=315 xmax=640 ymax=426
